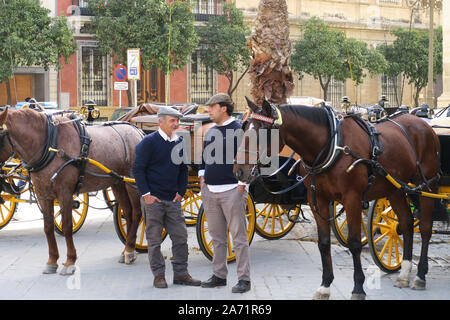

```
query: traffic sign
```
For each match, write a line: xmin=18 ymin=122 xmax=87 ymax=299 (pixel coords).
xmin=114 ymin=64 xmax=127 ymax=82
xmin=127 ymin=49 xmax=141 ymax=80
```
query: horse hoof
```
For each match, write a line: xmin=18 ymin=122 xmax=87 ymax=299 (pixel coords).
xmin=411 ymin=276 xmax=426 ymax=290
xmin=42 ymin=264 xmax=58 ymax=274
xmin=118 ymin=254 xmax=125 ymax=264
xmin=394 ymin=278 xmax=409 ymax=288
xmin=60 ymin=265 xmax=76 ymax=276
xmin=351 ymin=293 xmax=366 ymax=300
xmin=124 ymin=250 xmax=137 ymax=264
xmin=312 ymin=286 xmax=330 ymax=300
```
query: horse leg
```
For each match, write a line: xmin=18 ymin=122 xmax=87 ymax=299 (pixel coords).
xmin=112 ymin=184 xmax=137 ymax=264
xmin=40 ymin=199 xmax=59 ymax=274
xmin=389 ymin=192 xmax=414 ymax=288
xmin=311 ymin=196 xmax=334 ymax=300
xmin=125 ymin=186 xmax=143 ymax=257
xmin=58 ymin=194 xmax=77 ymax=275
xmin=343 ymin=196 xmax=366 ymax=300
xmin=411 ymin=196 xmax=434 ymax=290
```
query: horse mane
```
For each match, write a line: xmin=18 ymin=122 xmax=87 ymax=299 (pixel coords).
xmin=280 ymin=104 xmax=329 ymax=127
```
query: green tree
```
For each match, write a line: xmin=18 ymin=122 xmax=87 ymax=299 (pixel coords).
xmin=0 ymin=0 xmax=76 ymax=105
xmin=377 ymin=27 xmax=442 ymax=107
xmin=196 ymin=3 xmax=251 ymax=97
xmin=290 ymin=17 xmax=385 ymax=102
xmin=88 ymin=0 xmax=198 ymax=105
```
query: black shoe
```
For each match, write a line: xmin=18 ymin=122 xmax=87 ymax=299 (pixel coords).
xmin=201 ymin=275 xmax=227 ymax=288
xmin=232 ymin=280 xmax=251 ymax=293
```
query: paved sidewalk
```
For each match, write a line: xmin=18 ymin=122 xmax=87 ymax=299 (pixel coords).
xmin=0 ymin=194 xmax=449 ymax=300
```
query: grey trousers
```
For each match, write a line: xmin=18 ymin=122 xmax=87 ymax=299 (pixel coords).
xmin=141 ymin=198 xmax=189 ymax=278
xmin=201 ymin=185 xmax=251 ymax=281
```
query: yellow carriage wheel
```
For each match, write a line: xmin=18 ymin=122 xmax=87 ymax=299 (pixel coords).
xmin=330 ymin=201 xmax=369 ymax=247
xmin=0 ymin=193 xmax=19 ymax=230
xmin=113 ymin=203 xmax=167 ymax=253
xmin=182 ymin=185 xmax=202 ymax=226
xmin=54 ymin=193 xmax=89 ymax=235
xmin=254 ymin=203 xmax=297 ymax=240
xmin=367 ymin=198 xmax=419 ymax=273
xmin=196 ymin=194 xmax=256 ymax=262
xmin=102 ymin=187 xmax=115 ymax=212
xmin=0 ymin=171 xmax=28 ymax=230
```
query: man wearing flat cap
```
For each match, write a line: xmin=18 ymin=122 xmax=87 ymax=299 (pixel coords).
xmin=199 ymin=93 xmax=251 ymax=293
xmin=133 ymin=106 xmax=201 ymax=288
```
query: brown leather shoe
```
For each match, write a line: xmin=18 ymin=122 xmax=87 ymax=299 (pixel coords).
xmin=153 ymin=275 xmax=168 ymax=288
xmin=173 ymin=274 xmax=201 ymax=286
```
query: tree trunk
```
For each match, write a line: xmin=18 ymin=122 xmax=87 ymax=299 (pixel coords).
xmin=247 ymin=0 xmax=294 ymax=105
xmin=6 ymin=81 xmax=12 ymax=106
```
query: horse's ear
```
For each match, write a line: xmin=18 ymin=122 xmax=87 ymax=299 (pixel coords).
xmin=245 ymin=96 xmax=259 ymax=113
xmin=261 ymin=99 xmax=272 ymax=117
xmin=0 ymin=107 xmax=8 ymax=124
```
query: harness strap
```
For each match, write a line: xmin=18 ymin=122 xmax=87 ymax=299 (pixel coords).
xmin=24 ymin=114 xmax=58 ymax=173
xmin=73 ymin=120 xmax=91 ymax=195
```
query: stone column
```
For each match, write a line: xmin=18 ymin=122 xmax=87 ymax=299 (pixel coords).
xmin=437 ymin=0 xmax=450 ymax=107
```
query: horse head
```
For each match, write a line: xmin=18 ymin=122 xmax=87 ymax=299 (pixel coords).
xmin=233 ymin=97 xmax=285 ymax=184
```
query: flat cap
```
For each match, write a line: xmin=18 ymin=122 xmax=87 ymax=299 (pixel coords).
xmin=205 ymin=93 xmax=233 ymax=106
xmin=157 ymin=106 xmax=183 ymax=118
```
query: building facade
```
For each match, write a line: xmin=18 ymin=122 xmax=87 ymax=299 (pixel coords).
xmin=3 ymin=0 xmax=443 ymax=114
xmin=234 ymin=0 xmax=443 ymax=110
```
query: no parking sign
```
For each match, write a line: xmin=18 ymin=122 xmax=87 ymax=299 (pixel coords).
xmin=114 ymin=64 xmax=128 ymax=82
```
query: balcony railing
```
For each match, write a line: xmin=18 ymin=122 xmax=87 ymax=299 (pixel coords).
xmin=70 ymin=0 xmax=224 ymax=19
xmin=72 ymin=0 xmax=94 ymax=16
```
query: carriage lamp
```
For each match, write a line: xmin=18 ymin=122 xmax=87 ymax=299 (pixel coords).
xmin=340 ymin=96 xmax=350 ymax=112
xmin=80 ymin=100 xmax=100 ymax=123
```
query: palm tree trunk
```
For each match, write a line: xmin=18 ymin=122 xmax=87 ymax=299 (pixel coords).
xmin=247 ymin=0 xmax=294 ymax=105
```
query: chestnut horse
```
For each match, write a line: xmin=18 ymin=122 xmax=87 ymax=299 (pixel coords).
xmin=0 ymin=108 xmax=144 ymax=274
xmin=234 ymin=98 xmax=440 ymax=300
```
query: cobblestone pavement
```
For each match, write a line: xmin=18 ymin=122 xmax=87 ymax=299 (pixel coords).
xmin=0 ymin=193 xmax=448 ymax=301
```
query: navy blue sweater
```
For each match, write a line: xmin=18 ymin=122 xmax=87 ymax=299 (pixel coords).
xmin=132 ymin=131 xmax=188 ymax=201
xmin=200 ymin=120 xmax=241 ymax=185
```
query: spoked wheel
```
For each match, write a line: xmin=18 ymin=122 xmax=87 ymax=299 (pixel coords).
xmin=102 ymin=187 xmax=116 ymax=212
xmin=0 ymin=169 xmax=26 ymax=230
xmin=0 ymin=193 xmax=19 ymax=230
xmin=182 ymin=185 xmax=202 ymax=226
xmin=254 ymin=203 xmax=297 ymax=240
xmin=113 ymin=203 xmax=167 ymax=253
xmin=330 ymin=201 xmax=369 ymax=247
xmin=367 ymin=198 xmax=419 ymax=273
xmin=54 ymin=193 xmax=89 ymax=235
xmin=196 ymin=194 xmax=256 ymax=262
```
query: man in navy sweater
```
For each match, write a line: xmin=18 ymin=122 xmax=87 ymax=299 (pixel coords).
xmin=199 ymin=93 xmax=251 ymax=293
xmin=133 ymin=106 xmax=201 ymax=289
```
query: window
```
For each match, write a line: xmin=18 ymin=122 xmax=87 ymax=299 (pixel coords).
xmin=191 ymin=0 xmax=223 ymax=15
xmin=381 ymin=74 xmax=399 ymax=107
xmin=190 ymin=49 xmax=214 ymax=104
xmin=81 ymin=47 xmax=108 ymax=106
xmin=328 ymin=76 xmax=345 ymax=109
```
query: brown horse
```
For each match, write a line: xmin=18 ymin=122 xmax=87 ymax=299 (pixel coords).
xmin=234 ymin=98 xmax=440 ymax=300
xmin=0 ymin=108 xmax=144 ymax=274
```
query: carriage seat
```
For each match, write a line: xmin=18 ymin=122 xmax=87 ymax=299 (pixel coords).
xmin=437 ymin=134 xmax=450 ymax=185
xmin=249 ymin=156 xmax=307 ymax=205
xmin=181 ymin=113 xmax=211 ymax=124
